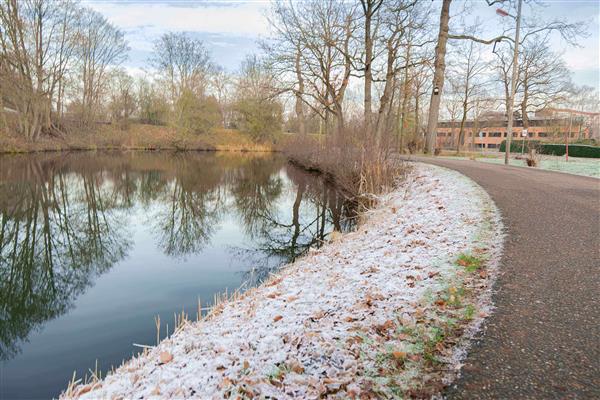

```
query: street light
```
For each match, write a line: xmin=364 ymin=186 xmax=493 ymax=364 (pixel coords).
xmin=497 ymin=0 xmax=523 ymax=165
xmin=495 ymin=8 xmax=510 ymax=17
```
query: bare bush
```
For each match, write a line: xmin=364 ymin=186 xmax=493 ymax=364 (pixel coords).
xmin=282 ymin=125 xmax=408 ymax=204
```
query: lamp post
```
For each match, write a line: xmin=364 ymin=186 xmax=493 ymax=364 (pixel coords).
xmin=498 ymin=0 xmax=523 ymax=165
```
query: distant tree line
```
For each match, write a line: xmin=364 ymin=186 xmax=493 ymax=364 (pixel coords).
xmin=0 ymin=0 xmax=283 ymax=142
xmin=1 ymin=0 xmax=597 ymax=150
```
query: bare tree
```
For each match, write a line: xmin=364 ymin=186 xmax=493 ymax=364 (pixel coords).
xmin=76 ymin=7 xmax=128 ymax=126
xmin=211 ymin=66 xmax=233 ymax=128
xmin=447 ymin=36 xmax=489 ymax=152
xmin=265 ymin=0 xmax=356 ymax=136
xmin=517 ymin=39 xmax=571 ymax=129
xmin=108 ymin=69 xmax=136 ymax=129
xmin=151 ymin=32 xmax=213 ymax=103
xmin=424 ymin=0 xmax=451 ymax=153
xmin=358 ymin=0 xmax=384 ymax=137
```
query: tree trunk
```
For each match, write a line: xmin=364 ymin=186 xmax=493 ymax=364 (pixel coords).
xmin=425 ymin=0 xmax=451 ymax=154
xmin=457 ymin=103 xmax=467 ymax=153
xmin=295 ymin=50 xmax=306 ymax=135
xmin=364 ymin=10 xmax=373 ymax=137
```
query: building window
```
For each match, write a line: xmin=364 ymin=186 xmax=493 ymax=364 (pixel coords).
xmin=487 ymin=143 xmax=499 ymax=149
xmin=437 ymin=132 xmax=446 ymax=137
xmin=489 ymin=132 xmax=502 ymax=137
xmin=538 ymin=132 xmax=547 ymax=137
xmin=480 ymin=132 xmax=487 ymax=137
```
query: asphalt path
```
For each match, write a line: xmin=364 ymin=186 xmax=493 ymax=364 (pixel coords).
xmin=406 ymin=157 xmax=600 ymax=399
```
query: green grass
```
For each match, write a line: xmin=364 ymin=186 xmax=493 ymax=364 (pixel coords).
xmin=456 ymin=253 xmax=484 ymax=272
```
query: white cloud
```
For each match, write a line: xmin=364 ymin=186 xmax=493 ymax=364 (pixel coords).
xmin=85 ymin=1 xmax=270 ymax=36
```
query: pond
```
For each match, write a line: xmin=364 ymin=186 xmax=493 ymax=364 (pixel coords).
xmin=0 ymin=151 xmax=356 ymax=399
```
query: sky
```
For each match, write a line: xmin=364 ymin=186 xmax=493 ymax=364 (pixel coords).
xmin=85 ymin=0 xmax=599 ymax=90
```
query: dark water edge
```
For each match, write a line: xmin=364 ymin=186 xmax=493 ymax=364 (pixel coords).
xmin=0 ymin=151 xmax=356 ymax=399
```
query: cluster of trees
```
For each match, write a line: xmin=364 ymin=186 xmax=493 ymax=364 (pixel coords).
xmin=264 ymin=0 xmax=595 ymax=152
xmin=0 ymin=0 xmax=127 ymax=140
xmin=0 ymin=0 xmax=283 ymax=142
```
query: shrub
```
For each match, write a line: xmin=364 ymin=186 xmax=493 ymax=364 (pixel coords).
xmin=233 ymin=98 xmax=282 ymax=142
xmin=173 ymin=90 xmax=221 ymax=135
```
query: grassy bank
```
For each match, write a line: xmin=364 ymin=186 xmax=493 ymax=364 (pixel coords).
xmin=0 ymin=124 xmax=275 ymax=154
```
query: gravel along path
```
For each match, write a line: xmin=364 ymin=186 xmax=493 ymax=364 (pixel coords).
xmin=62 ymin=163 xmax=503 ymax=399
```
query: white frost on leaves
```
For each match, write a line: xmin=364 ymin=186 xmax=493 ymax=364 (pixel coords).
xmin=64 ymin=163 xmax=503 ymax=399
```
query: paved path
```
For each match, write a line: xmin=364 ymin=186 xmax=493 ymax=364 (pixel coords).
xmin=408 ymin=157 xmax=600 ymax=399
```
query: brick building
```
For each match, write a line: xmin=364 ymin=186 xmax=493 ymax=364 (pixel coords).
xmin=436 ymin=111 xmax=595 ymax=150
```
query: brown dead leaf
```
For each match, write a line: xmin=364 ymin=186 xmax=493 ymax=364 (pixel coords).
xmin=273 ymin=315 xmax=283 ymax=322
xmin=159 ymin=351 xmax=173 ymax=364
xmin=289 ymin=360 xmax=305 ymax=374
xmin=266 ymin=276 xmax=283 ymax=287
xmin=75 ymin=385 xmax=92 ymax=396
xmin=392 ymin=351 xmax=406 ymax=360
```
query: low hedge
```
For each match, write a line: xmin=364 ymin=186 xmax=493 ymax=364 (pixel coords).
xmin=499 ymin=140 xmax=540 ymax=153
xmin=500 ymin=140 xmax=600 ymax=158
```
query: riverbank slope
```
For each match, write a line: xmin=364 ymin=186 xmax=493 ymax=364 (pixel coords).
xmin=62 ymin=163 xmax=503 ymax=399
xmin=0 ymin=124 xmax=274 ymax=153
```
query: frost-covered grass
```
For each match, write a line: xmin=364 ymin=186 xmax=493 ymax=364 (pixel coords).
xmin=61 ymin=164 xmax=503 ymax=399
xmin=441 ymin=154 xmax=600 ymax=178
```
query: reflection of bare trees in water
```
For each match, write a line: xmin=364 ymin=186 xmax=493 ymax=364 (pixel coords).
xmin=155 ymin=158 xmax=224 ymax=258
xmin=237 ymin=163 xmax=357 ymax=287
xmin=0 ymin=159 xmax=128 ymax=360
xmin=0 ymin=151 xmax=353 ymax=361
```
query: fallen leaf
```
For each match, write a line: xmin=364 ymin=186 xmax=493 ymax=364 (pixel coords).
xmin=273 ymin=315 xmax=283 ymax=322
xmin=392 ymin=351 xmax=406 ymax=360
xmin=159 ymin=351 xmax=173 ymax=364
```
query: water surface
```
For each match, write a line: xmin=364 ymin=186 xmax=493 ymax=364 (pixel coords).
xmin=0 ymin=151 xmax=354 ymax=399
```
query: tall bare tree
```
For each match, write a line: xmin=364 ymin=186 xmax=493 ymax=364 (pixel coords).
xmin=266 ymin=0 xmax=356 ymax=136
xmin=76 ymin=8 xmax=128 ymax=126
xmin=447 ymin=36 xmax=489 ymax=152
xmin=151 ymin=32 xmax=213 ymax=103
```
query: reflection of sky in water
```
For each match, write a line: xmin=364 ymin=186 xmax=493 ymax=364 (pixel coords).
xmin=0 ymin=153 xmax=354 ymax=399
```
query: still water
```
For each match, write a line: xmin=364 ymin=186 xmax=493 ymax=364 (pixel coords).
xmin=0 ymin=151 xmax=355 ymax=399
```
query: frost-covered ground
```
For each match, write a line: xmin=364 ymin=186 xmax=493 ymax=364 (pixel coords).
xmin=443 ymin=154 xmax=600 ymax=178
xmin=62 ymin=163 xmax=503 ymax=399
